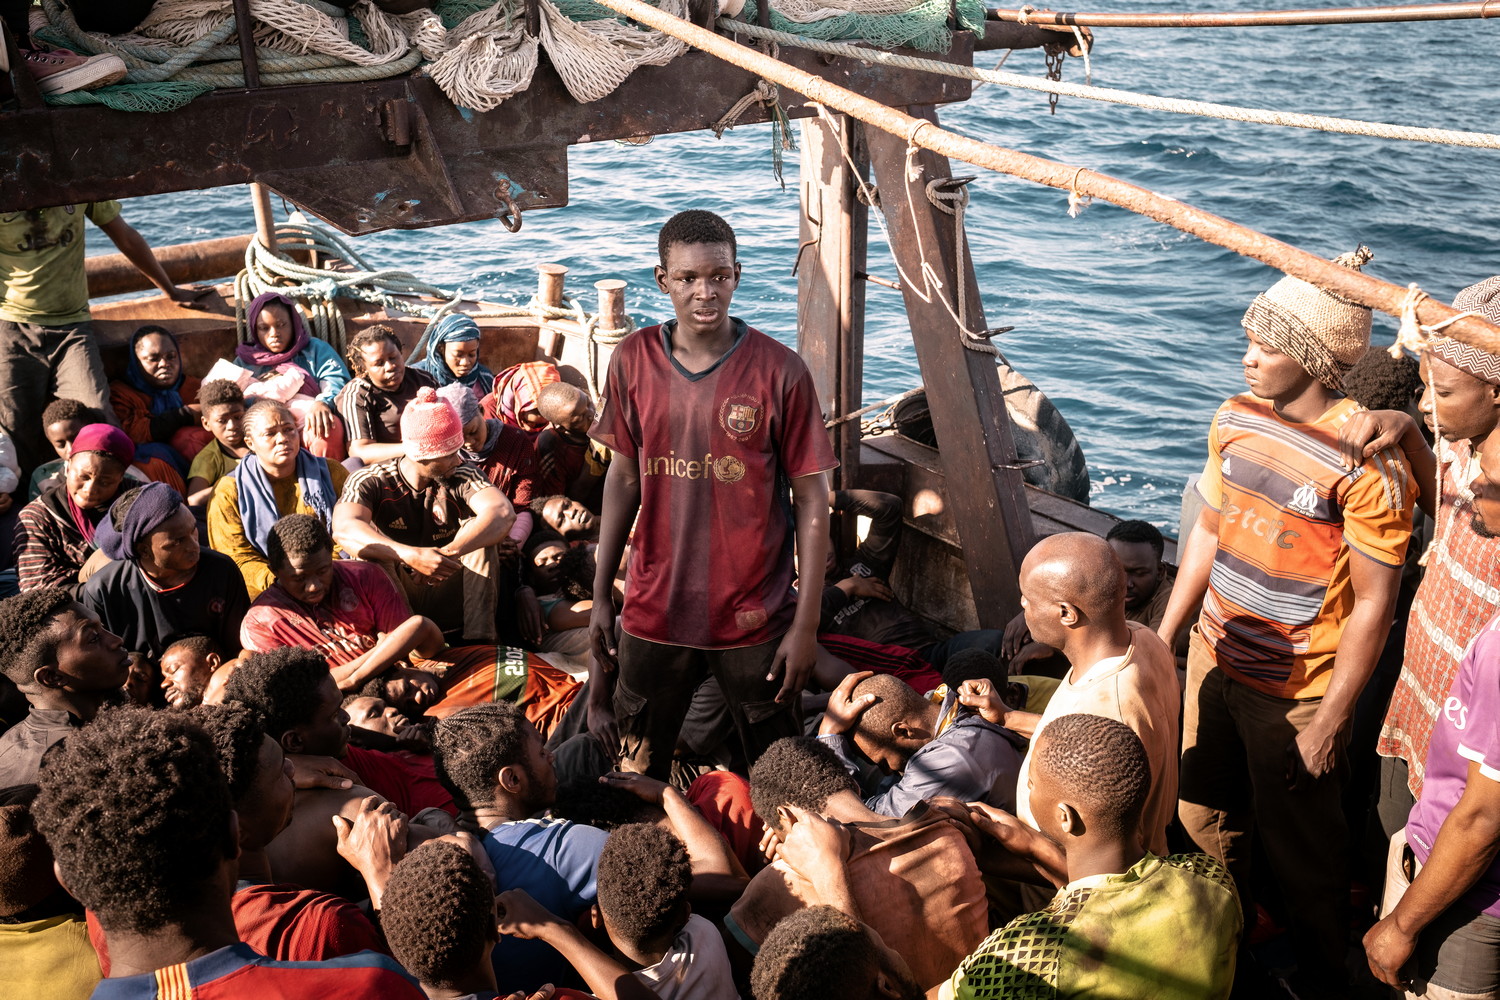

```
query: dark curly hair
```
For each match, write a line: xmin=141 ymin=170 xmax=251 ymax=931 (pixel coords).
xmin=1105 ymin=519 xmax=1165 ymax=560
xmin=749 ymin=737 xmax=858 ymax=831
xmin=551 ymin=781 xmax=664 ymax=831
xmin=30 ymin=707 xmax=234 ymax=934
xmin=163 ymin=632 xmax=220 ymax=661
xmin=0 ymin=589 xmax=77 ymax=687
xmin=266 ymin=513 xmax=334 ymax=574
xmin=1035 ymin=713 xmax=1151 ymax=838
xmin=41 ymin=398 xmax=103 ymax=428
xmin=555 ymin=546 xmax=594 ymax=602
xmin=1343 ymin=345 xmax=1423 ymax=413
xmin=432 ymin=703 xmax=526 ymax=811
xmin=657 ymin=209 xmax=737 ymax=267
xmin=197 ymin=379 xmax=245 ymax=411
xmin=527 ymin=494 xmax=565 ymax=519
xmin=345 ymin=324 xmax=403 ymax=378
xmin=940 ymin=647 xmax=1006 ymax=691
xmin=222 ymin=647 xmax=331 ymax=741
xmin=751 ymin=905 xmax=916 ymax=1000
xmin=186 ymin=703 xmax=267 ymax=804
xmin=596 ymin=823 xmax=690 ymax=948
xmin=383 ymin=840 xmax=495 ymax=989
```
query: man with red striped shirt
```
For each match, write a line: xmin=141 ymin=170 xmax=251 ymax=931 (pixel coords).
xmin=587 ymin=210 xmax=837 ymax=779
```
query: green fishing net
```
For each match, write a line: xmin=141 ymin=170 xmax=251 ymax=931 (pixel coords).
xmin=42 ymin=79 xmax=215 ymax=111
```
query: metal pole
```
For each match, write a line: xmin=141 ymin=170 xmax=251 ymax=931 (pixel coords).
xmin=593 ymin=0 xmax=1500 ymax=352
xmin=230 ymin=0 xmax=261 ymax=89
xmin=250 ymin=183 xmax=278 ymax=252
xmin=985 ymin=0 xmax=1499 ymax=27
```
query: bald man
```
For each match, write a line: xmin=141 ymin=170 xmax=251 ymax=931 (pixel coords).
xmin=961 ymin=532 xmax=1180 ymax=856
xmin=816 ymin=669 xmax=1026 ymax=817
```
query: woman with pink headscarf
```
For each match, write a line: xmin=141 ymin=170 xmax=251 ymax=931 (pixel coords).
xmin=14 ymin=424 xmax=136 ymax=595
xmin=485 ymin=360 xmax=560 ymax=438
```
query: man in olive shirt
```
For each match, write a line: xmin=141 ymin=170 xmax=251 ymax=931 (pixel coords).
xmin=0 ymin=202 xmax=204 ymax=477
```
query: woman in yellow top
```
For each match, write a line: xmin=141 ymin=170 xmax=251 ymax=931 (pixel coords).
xmin=207 ymin=398 xmax=347 ymax=598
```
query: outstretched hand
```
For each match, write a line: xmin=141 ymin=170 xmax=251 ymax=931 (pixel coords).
xmin=599 ymin=769 xmax=669 ymax=804
xmin=496 ymin=888 xmax=564 ymax=940
xmin=332 ymin=795 xmax=409 ymax=909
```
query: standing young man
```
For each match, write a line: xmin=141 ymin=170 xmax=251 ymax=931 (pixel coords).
xmin=588 ymin=210 xmax=836 ymax=779
xmin=1160 ymin=247 xmax=1414 ymax=996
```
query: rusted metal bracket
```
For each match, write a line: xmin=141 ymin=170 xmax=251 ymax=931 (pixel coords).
xmin=2 ymin=41 xmax=973 ymax=231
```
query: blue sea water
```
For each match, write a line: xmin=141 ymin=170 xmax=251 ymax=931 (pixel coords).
xmin=106 ymin=2 xmax=1500 ymax=530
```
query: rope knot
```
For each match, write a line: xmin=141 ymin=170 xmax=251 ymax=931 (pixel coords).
xmin=1066 ymin=166 xmax=1093 ymax=218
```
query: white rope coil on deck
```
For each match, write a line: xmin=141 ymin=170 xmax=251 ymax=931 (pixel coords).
xmin=720 ymin=17 xmax=1500 ymax=149
xmin=238 ymin=222 xmax=631 ymax=358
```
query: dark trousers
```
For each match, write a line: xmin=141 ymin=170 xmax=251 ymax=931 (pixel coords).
xmin=615 ymin=632 xmax=801 ymax=781
xmin=1179 ymin=631 xmax=1350 ymax=984
xmin=0 ymin=319 xmax=113 ymax=481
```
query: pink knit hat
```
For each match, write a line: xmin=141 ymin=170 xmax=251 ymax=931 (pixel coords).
xmin=401 ymin=386 xmax=465 ymax=461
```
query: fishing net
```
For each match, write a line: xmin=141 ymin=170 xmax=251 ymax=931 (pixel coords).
xmin=34 ymin=0 xmax=975 ymax=112
xmin=42 ymin=79 xmax=214 ymax=111
xmin=737 ymin=0 xmax=983 ymax=51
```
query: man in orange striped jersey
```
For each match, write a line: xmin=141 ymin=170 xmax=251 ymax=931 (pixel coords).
xmin=1160 ymin=247 xmax=1414 ymax=996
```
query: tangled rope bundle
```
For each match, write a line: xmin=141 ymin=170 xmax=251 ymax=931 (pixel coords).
xmin=36 ymin=0 xmax=977 ymax=112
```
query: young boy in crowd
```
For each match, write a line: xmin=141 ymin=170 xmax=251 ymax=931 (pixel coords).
xmin=184 ymin=379 xmax=248 ymax=506
xmin=29 ymin=707 xmax=424 ymax=997
xmin=943 ymin=715 xmax=1241 ymax=999
xmin=29 ymin=398 xmax=105 ymax=500
xmin=494 ymin=822 xmax=732 ymax=1000
xmin=534 ymin=381 xmax=602 ymax=504
xmin=384 ymin=839 xmax=595 ymax=1000
xmin=588 ymin=209 xmax=836 ymax=779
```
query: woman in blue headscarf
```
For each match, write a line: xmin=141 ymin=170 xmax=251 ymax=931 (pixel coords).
xmin=412 ymin=313 xmax=494 ymax=399
xmin=109 ymin=325 xmax=211 ymax=474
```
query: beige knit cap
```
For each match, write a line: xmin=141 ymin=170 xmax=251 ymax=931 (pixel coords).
xmin=1242 ymin=245 xmax=1375 ymax=392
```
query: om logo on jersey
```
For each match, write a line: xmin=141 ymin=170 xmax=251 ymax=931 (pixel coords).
xmin=1287 ymin=480 xmax=1321 ymax=517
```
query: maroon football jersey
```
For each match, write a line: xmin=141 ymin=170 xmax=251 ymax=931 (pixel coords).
xmin=591 ymin=321 xmax=836 ymax=648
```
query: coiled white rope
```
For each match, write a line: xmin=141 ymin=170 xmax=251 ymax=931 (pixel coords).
xmin=237 ymin=222 xmax=631 ymax=356
xmin=719 ymin=17 xmax=1500 ymax=150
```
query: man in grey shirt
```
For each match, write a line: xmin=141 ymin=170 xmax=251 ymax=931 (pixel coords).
xmin=815 ymin=665 xmax=1024 ymax=817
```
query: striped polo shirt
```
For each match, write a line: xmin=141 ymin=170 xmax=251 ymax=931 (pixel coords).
xmin=1197 ymin=395 xmax=1413 ymax=700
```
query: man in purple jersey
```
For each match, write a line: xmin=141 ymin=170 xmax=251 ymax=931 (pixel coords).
xmin=587 ymin=210 xmax=837 ymax=780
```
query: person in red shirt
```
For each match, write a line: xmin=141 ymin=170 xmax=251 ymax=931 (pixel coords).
xmin=588 ymin=210 xmax=836 ymax=780
xmin=29 ymin=706 xmax=423 ymax=999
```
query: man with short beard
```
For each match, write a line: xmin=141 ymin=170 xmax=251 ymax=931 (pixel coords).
xmin=1340 ymin=275 xmax=1500 ymax=842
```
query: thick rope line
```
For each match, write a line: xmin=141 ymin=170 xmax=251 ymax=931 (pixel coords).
xmin=592 ymin=0 xmax=1500 ymax=353
xmin=989 ymin=1 xmax=1500 ymax=27
xmin=719 ymin=17 xmax=1500 ymax=150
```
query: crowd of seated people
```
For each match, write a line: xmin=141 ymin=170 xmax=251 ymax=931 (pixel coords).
xmin=3 ymin=207 xmax=1500 ymax=1000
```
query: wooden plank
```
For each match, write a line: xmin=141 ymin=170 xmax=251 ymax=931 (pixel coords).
xmin=796 ymin=114 xmax=868 ymax=490
xmin=865 ymin=111 xmax=1036 ymax=625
